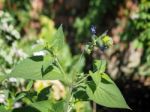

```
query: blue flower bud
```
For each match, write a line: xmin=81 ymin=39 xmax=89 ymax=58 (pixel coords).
xmin=90 ymin=25 xmax=96 ymax=35
xmin=99 ymin=45 xmax=107 ymax=51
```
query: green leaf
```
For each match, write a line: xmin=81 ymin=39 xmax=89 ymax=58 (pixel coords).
xmin=86 ymin=72 xmax=130 ymax=109
xmin=139 ymin=64 xmax=150 ymax=76
xmin=9 ymin=55 xmax=65 ymax=81
xmin=30 ymin=44 xmax=45 ymax=55
xmin=30 ymin=100 xmax=64 ymax=112
xmin=31 ymin=100 xmax=53 ymax=112
xmin=9 ymin=56 xmax=44 ymax=79
xmin=73 ymin=86 xmax=89 ymax=101
xmin=69 ymin=55 xmax=85 ymax=75
xmin=37 ymin=86 xmax=51 ymax=101
xmin=93 ymin=60 xmax=106 ymax=73
xmin=52 ymin=100 xmax=65 ymax=112
xmin=0 ymin=75 xmax=7 ymax=82
xmin=74 ymin=101 xmax=92 ymax=112
xmin=51 ymin=25 xmax=65 ymax=51
xmin=0 ymin=106 xmax=10 ymax=112
xmin=133 ymin=39 xmax=143 ymax=49
xmin=14 ymin=99 xmax=63 ymax=112
xmin=57 ymin=44 xmax=72 ymax=70
xmin=26 ymin=80 xmax=34 ymax=91
xmin=15 ymin=93 xmax=26 ymax=102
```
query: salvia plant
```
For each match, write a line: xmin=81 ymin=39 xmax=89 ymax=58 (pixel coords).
xmin=0 ymin=25 xmax=130 ymax=112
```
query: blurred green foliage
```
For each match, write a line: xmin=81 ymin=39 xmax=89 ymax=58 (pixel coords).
xmin=74 ymin=0 xmax=123 ymax=41
xmin=122 ymin=0 xmax=150 ymax=76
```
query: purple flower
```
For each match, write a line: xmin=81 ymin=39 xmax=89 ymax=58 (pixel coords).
xmin=90 ymin=25 xmax=96 ymax=34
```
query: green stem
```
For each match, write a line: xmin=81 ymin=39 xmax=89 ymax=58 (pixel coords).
xmin=71 ymin=50 xmax=85 ymax=83
xmin=46 ymin=49 xmax=73 ymax=111
xmin=53 ymin=55 xmax=73 ymax=112
xmin=65 ymin=86 xmax=73 ymax=112
xmin=65 ymin=50 xmax=86 ymax=112
xmin=46 ymin=48 xmax=67 ymax=79
xmin=73 ymin=74 xmax=90 ymax=88
xmin=55 ymin=57 xmax=66 ymax=77
xmin=65 ymin=74 xmax=90 ymax=111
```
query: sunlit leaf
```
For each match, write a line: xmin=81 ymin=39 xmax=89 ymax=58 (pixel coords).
xmin=86 ymin=72 xmax=130 ymax=109
xmin=93 ymin=60 xmax=106 ymax=73
xmin=31 ymin=100 xmax=64 ymax=112
xmin=9 ymin=55 xmax=65 ymax=81
xmin=50 ymin=25 xmax=65 ymax=51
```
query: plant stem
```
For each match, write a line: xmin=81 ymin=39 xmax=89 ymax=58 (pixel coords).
xmin=55 ymin=57 xmax=66 ymax=77
xmin=53 ymin=54 xmax=72 ymax=112
xmin=73 ymin=74 xmax=90 ymax=88
xmin=65 ymin=86 xmax=73 ymax=112
xmin=46 ymin=49 xmax=68 ymax=83
xmin=93 ymin=102 xmax=97 ymax=112
xmin=71 ymin=50 xmax=85 ymax=83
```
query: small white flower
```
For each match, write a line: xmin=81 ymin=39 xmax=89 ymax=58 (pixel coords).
xmin=14 ymin=102 xmax=22 ymax=108
xmin=9 ymin=78 xmax=17 ymax=82
xmin=33 ymin=50 xmax=46 ymax=56
xmin=0 ymin=94 xmax=5 ymax=103
xmin=130 ymin=13 xmax=139 ymax=20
